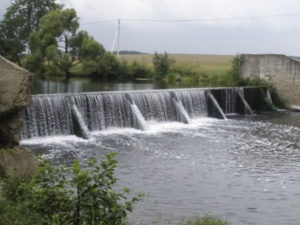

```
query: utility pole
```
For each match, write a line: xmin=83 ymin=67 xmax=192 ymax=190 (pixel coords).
xmin=117 ymin=19 xmax=121 ymax=59
xmin=111 ymin=19 xmax=121 ymax=58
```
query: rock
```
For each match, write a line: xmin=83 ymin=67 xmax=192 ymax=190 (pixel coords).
xmin=0 ymin=56 xmax=38 ymax=177
xmin=0 ymin=55 xmax=32 ymax=148
xmin=0 ymin=147 xmax=38 ymax=177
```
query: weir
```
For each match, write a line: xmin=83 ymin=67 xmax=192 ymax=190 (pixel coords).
xmin=170 ymin=91 xmax=191 ymax=124
xmin=68 ymin=97 xmax=92 ymax=139
xmin=20 ymin=87 xmax=269 ymax=140
xmin=124 ymin=93 xmax=150 ymax=131
xmin=236 ymin=88 xmax=254 ymax=115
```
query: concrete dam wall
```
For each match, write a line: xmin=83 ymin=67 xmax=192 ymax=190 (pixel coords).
xmin=240 ymin=54 xmax=300 ymax=109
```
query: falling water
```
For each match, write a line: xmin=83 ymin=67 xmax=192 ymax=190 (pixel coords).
xmin=20 ymin=88 xmax=260 ymax=140
xmin=20 ymin=95 xmax=73 ymax=139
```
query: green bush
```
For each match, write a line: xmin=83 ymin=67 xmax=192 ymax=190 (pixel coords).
xmin=0 ymin=152 xmax=143 ymax=225
xmin=153 ymin=51 xmax=175 ymax=79
xmin=128 ymin=60 xmax=154 ymax=78
xmin=0 ymin=200 xmax=45 ymax=225
xmin=179 ymin=215 xmax=231 ymax=225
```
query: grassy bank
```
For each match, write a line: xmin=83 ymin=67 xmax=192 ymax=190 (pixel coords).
xmin=120 ymin=53 xmax=233 ymax=77
xmin=37 ymin=53 xmax=238 ymax=88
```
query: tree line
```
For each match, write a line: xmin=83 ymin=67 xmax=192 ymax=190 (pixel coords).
xmin=0 ymin=0 xmax=174 ymax=80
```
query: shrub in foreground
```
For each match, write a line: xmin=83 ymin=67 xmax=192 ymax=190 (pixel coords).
xmin=0 ymin=152 xmax=143 ymax=225
xmin=179 ymin=215 xmax=231 ymax=225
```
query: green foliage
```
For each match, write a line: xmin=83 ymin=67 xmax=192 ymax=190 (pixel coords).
xmin=179 ymin=215 xmax=231 ymax=225
xmin=0 ymin=152 xmax=143 ymax=225
xmin=153 ymin=51 xmax=176 ymax=79
xmin=203 ymin=54 xmax=243 ymax=87
xmin=83 ymin=52 xmax=124 ymax=78
xmin=0 ymin=0 xmax=61 ymax=65
xmin=208 ymin=72 xmax=237 ymax=87
xmin=26 ymin=8 xmax=80 ymax=77
xmin=128 ymin=60 xmax=154 ymax=79
xmin=229 ymin=54 xmax=243 ymax=82
xmin=25 ymin=8 xmax=108 ymax=79
xmin=0 ymin=200 xmax=45 ymax=225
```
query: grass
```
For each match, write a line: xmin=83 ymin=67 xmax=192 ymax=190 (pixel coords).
xmin=120 ymin=54 xmax=233 ymax=77
xmin=179 ymin=215 xmax=231 ymax=225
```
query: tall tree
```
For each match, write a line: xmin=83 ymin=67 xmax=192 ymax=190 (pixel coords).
xmin=26 ymin=8 xmax=106 ymax=79
xmin=0 ymin=0 xmax=61 ymax=65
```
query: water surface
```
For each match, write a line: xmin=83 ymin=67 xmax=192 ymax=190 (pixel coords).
xmin=21 ymin=111 xmax=300 ymax=225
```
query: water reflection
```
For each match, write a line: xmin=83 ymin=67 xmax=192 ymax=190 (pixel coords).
xmin=32 ymin=76 xmax=207 ymax=94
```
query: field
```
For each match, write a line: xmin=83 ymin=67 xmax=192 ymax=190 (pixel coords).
xmin=120 ymin=53 xmax=234 ymax=76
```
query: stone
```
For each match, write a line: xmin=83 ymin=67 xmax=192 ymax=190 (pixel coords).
xmin=0 ymin=55 xmax=32 ymax=148
xmin=0 ymin=147 xmax=38 ymax=177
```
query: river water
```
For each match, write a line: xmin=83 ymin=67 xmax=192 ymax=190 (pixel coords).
xmin=22 ymin=77 xmax=300 ymax=225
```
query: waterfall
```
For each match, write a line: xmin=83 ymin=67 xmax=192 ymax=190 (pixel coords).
xmin=125 ymin=93 xmax=150 ymax=131
xmin=73 ymin=93 xmax=135 ymax=130
xmin=20 ymin=88 xmax=259 ymax=140
xmin=237 ymin=88 xmax=254 ymax=115
xmin=175 ymin=89 xmax=208 ymax=118
xmin=68 ymin=97 xmax=92 ymax=139
xmin=266 ymin=90 xmax=273 ymax=104
xmin=224 ymin=89 xmax=237 ymax=114
xmin=20 ymin=95 xmax=73 ymax=139
xmin=129 ymin=91 xmax=175 ymax=122
xmin=130 ymin=104 xmax=150 ymax=131
xmin=170 ymin=91 xmax=191 ymax=124
xmin=207 ymin=92 xmax=227 ymax=119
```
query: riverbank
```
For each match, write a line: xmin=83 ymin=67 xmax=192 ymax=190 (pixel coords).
xmin=120 ymin=53 xmax=233 ymax=76
xmin=41 ymin=53 xmax=233 ymax=80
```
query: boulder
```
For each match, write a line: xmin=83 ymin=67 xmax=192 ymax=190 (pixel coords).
xmin=0 ymin=147 xmax=38 ymax=178
xmin=0 ymin=56 xmax=38 ymax=178
xmin=0 ymin=55 xmax=32 ymax=148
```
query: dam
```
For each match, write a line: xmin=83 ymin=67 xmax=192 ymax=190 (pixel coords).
xmin=20 ymin=87 xmax=267 ymax=140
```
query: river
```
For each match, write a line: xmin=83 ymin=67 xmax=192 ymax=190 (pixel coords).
xmin=21 ymin=77 xmax=300 ymax=225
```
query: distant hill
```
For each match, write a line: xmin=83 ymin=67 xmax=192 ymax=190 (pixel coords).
xmin=111 ymin=50 xmax=148 ymax=55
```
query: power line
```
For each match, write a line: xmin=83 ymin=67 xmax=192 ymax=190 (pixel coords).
xmin=81 ymin=12 xmax=300 ymax=25
xmin=81 ymin=19 xmax=116 ymax=25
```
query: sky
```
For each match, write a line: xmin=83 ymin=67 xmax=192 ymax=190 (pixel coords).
xmin=1 ymin=0 xmax=300 ymax=55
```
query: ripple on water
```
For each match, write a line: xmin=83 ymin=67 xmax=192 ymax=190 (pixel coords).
xmin=21 ymin=112 xmax=300 ymax=225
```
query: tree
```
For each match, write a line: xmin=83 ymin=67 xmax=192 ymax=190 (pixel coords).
xmin=0 ymin=0 xmax=61 ymax=66
xmin=152 ymin=51 xmax=175 ymax=79
xmin=26 ymin=8 xmax=106 ymax=79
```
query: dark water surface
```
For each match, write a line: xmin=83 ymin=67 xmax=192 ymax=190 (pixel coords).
xmin=21 ymin=110 xmax=300 ymax=225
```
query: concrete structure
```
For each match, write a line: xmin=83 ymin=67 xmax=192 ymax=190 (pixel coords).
xmin=240 ymin=54 xmax=300 ymax=109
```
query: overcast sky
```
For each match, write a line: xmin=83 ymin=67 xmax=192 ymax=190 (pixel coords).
xmin=1 ymin=0 xmax=300 ymax=55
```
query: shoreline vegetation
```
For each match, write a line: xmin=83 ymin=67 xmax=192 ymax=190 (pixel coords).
xmin=42 ymin=52 xmax=242 ymax=88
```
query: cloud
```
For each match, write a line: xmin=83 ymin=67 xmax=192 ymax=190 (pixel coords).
xmin=1 ymin=0 xmax=300 ymax=55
